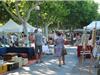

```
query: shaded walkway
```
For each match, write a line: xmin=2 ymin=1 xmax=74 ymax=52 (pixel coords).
xmin=5 ymin=46 xmax=97 ymax=75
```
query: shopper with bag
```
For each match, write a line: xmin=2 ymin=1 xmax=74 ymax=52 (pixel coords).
xmin=54 ymin=31 xmax=66 ymax=67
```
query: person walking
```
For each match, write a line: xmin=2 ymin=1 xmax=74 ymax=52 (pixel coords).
xmin=54 ymin=31 xmax=65 ymax=67
xmin=34 ymin=29 xmax=43 ymax=63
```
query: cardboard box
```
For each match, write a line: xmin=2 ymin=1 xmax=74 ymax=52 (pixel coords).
xmin=0 ymin=64 xmax=7 ymax=74
xmin=22 ymin=58 xmax=28 ymax=65
xmin=4 ymin=53 xmax=17 ymax=61
xmin=6 ymin=62 xmax=19 ymax=71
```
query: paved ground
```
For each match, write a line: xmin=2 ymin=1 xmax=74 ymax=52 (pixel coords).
xmin=5 ymin=46 xmax=97 ymax=75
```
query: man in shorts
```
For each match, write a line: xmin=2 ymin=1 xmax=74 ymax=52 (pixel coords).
xmin=34 ymin=29 xmax=43 ymax=63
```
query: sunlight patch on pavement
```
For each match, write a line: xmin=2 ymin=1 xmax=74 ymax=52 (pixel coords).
xmin=49 ymin=59 xmax=57 ymax=62
xmin=7 ymin=72 xmax=19 ymax=75
xmin=65 ymin=73 xmax=71 ymax=75
xmin=22 ymin=67 xmax=30 ymax=71
xmin=20 ymin=72 xmax=32 ymax=75
xmin=44 ymin=62 xmax=51 ymax=65
xmin=33 ymin=69 xmax=56 ymax=75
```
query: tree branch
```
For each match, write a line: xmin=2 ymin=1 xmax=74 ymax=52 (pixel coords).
xmin=47 ymin=16 xmax=56 ymax=27
xmin=15 ymin=1 xmax=24 ymax=22
xmin=2 ymin=2 xmax=21 ymax=22
xmin=47 ymin=22 xmax=53 ymax=27
xmin=26 ymin=4 xmax=34 ymax=22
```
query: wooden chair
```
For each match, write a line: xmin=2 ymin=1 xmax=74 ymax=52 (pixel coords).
xmin=79 ymin=45 xmax=94 ymax=75
xmin=79 ymin=45 xmax=93 ymax=64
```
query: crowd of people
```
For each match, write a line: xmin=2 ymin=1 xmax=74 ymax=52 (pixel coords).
xmin=0 ymin=29 xmax=67 ymax=67
xmin=34 ymin=30 xmax=66 ymax=66
xmin=1 ymin=28 xmax=99 ymax=67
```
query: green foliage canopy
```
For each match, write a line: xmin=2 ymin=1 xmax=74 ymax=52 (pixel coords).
xmin=0 ymin=0 xmax=99 ymax=30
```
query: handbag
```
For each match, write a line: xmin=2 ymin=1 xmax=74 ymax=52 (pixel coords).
xmin=62 ymin=47 xmax=67 ymax=55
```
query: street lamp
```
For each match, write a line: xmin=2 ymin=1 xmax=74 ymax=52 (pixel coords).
xmin=35 ymin=5 xmax=40 ymax=11
xmin=35 ymin=5 xmax=40 ymax=28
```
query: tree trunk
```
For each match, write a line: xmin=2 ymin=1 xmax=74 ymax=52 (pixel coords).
xmin=22 ymin=21 xmax=29 ymax=47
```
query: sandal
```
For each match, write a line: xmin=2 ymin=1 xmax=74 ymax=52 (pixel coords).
xmin=40 ymin=60 xmax=43 ymax=63
xmin=58 ymin=64 xmax=61 ymax=67
xmin=63 ymin=63 xmax=66 ymax=65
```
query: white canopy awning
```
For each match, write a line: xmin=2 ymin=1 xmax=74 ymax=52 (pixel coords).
xmin=20 ymin=23 xmax=36 ymax=32
xmin=84 ymin=21 xmax=100 ymax=30
xmin=0 ymin=19 xmax=41 ymax=33
xmin=0 ymin=19 xmax=22 ymax=32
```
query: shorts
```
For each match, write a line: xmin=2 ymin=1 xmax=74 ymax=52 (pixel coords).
xmin=35 ymin=45 xmax=42 ymax=54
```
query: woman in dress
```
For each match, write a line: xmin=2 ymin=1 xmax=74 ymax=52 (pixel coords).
xmin=54 ymin=31 xmax=65 ymax=67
